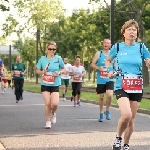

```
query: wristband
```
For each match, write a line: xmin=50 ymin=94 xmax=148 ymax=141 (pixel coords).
xmin=107 ymin=66 xmax=113 ymax=73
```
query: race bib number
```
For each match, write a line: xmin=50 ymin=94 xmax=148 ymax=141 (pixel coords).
xmin=42 ymin=74 xmax=55 ymax=84
xmin=73 ymin=76 xmax=81 ymax=81
xmin=100 ymin=68 xmax=108 ymax=78
xmin=122 ymin=74 xmax=142 ymax=93
xmin=14 ymin=71 xmax=21 ymax=77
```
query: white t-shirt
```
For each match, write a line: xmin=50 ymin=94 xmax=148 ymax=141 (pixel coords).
xmin=61 ymin=63 xmax=71 ymax=79
xmin=70 ymin=65 xmax=85 ymax=82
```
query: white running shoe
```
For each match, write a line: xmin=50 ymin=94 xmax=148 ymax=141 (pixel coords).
xmin=63 ymin=97 xmax=66 ymax=101
xmin=51 ymin=113 xmax=56 ymax=124
xmin=1 ymin=91 xmax=4 ymax=94
xmin=45 ymin=121 xmax=51 ymax=129
xmin=4 ymin=88 xmax=6 ymax=92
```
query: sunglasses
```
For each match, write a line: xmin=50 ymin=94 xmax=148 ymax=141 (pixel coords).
xmin=48 ymin=48 xmax=56 ymax=51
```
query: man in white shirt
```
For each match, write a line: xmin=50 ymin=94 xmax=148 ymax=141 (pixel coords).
xmin=61 ymin=58 xmax=71 ymax=101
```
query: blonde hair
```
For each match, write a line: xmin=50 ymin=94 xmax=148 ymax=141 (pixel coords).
xmin=121 ymin=19 xmax=139 ymax=41
xmin=47 ymin=41 xmax=57 ymax=48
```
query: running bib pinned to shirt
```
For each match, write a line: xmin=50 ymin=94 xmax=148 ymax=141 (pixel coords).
xmin=42 ymin=73 xmax=55 ymax=84
xmin=14 ymin=71 xmax=21 ymax=77
xmin=100 ymin=68 xmax=108 ymax=78
xmin=122 ymin=74 xmax=142 ymax=93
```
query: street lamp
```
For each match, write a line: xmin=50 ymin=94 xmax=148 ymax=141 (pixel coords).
xmin=35 ymin=29 xmax=40 ymax=84
xmin=110 ymin=0 xmax=115 ymax=45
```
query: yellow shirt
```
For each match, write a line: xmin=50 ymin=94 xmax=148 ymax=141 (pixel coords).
xmin=7 ymin=73 xmax=12 ymax=80
xmin=3 ymin=68 xmax=8 ymax=79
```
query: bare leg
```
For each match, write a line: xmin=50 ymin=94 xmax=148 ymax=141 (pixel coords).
xmin=105 ymin=89 xmax=113 ymax=111
xmin=123 ymin=101 xmax=139 ymax=144
xmin=99 ymin=93 xmax=104 ymax=113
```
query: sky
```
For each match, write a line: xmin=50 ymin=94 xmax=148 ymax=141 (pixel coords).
xmin=0 ymin=0 xmax=110 ymax=44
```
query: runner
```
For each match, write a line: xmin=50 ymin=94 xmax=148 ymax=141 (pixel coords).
xmin=105 ymin=19 xmax=150 ymax=150
xmin=35 ymin=41 xmax=65 ymax=129
xmin=90 ymin=38 xmax=114 ymax=122
xmin=70 ymin=61 xmax=84 ymax=102
xmin=1 ymin=67 xmax=8 ymax=94
xmin=69 ymin=55 xmax=85 ymax=107
xmin=12 ymin=55 xmax=26 ymax=103
xmin=0 ymin=59 xmax=4 ymax=93
xmin=61 ymin=58 xmax=71 ymax=101
xmin=7 ymin=71 xmax=12 ymax=88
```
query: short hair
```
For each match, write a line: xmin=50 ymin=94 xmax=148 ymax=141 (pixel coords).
xmin=121 ymin=19 xmax=139 ymax=41
xmin=47 ymin=41 xmax=57 ymax=48
xmin=75 ymin=55 xmax=80 ymax=59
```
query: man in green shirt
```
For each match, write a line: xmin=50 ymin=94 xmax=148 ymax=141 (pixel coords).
xmin=12 ymin=56 xmax=26 ymax=103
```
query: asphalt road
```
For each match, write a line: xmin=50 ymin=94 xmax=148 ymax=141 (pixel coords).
xmin=0 ymin=88 xmax=150 ymax=150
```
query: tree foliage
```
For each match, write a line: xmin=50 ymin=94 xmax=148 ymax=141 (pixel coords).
xmin=2 ymin=0 xmax=150 ymax=83
xmin=0 ymin=0 xmax=9 ymax=11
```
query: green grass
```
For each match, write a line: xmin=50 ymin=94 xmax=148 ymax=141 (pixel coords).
xmin=24 ymin=84 xmax=150 ymax=110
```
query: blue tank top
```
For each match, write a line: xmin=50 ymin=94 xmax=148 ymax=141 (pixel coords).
xmin=109 ymin=42 xmax=150 ymax=91
xmin=36 ymin=55 xmax=64 ymax=86
xmin=96 ymin=50 xmax=114 ymax=84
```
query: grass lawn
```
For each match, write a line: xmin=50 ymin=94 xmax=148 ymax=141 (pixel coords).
xmin=24 ymin=83 xmax=150 ymax=111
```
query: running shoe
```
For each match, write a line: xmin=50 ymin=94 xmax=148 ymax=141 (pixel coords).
xmin=98 ymin=113 xmax=104 ymax=122
xmin=63 ymin=97 xmax=66 ymax=101
xmin=45 ymin=121 xmax=51 ymax=129
xmin=71 ymin=96 xmax=73 ymax=101
xmin=112 ymin=136 xmax=122 ymax=150
xmin=74 ymin=102 xmax=77 ymax=107
xmin=51 ymin=113 xmax=56 ymax=124
xmin=20 ymin=96 xmax=23 ymax=100
xmin=123 ymin=144 xmax=129 ymax=150
xmin=106 ymin=111 xmax=111 ymax=120
xmin=77 ymin=100 xmax=82 ymax=106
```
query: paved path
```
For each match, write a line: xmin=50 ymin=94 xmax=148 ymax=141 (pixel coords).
xmin=0 ymin=88 xmax=150 ymax=150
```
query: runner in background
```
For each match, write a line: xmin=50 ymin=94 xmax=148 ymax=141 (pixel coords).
xmin=12 ymin=56 xmax=26 ymax=103
xmin=70 ymin=60 xmax=84 ymax=101
xmin=0 ymin=59 xmax=4 ymax=84
xmin=61 ymin=58 xmax=71 ymax=101
xmin=90 ymin=38 xmax=114 ymax=122
xmin=69 ymin=55 xmax=85 ymax=107
xmin=1 ymin=67 xmax=8 ymax=94
xmin=7 ymin=71 xmax=12 ymax=88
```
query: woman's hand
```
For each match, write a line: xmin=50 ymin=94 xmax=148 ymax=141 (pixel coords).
xmin=107 ymin=71 xmax=114 ymax=78
xmin=145 ymin=59 xmax=150 ymax=68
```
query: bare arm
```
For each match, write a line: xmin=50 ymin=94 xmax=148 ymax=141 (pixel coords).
xmin=69 ymin=72 xmax=75 ymax=76
xmin=105 ymin=56 xmax=113 ymax=69
xmin=35 ymin=68 xmax=45 ymax=75
xmin=90 ymin=51 xmax=103 ymax=71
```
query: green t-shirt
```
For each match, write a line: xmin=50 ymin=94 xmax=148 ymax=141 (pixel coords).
xmin=12 ymin=62 xmax=26 ymax=79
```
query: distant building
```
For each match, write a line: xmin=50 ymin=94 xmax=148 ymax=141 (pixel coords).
xmin=0 ymin=45 xmax=19 ymax=54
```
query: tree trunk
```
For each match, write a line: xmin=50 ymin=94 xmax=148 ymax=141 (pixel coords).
xmin=140 ymin=24 xmax=149 ymax=86
xmin=87 ymin=63 xmax=91 ymax=81
xmin=93 ymin=70 xmax=96 ymax=84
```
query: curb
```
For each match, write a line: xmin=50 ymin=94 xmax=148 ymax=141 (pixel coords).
xmin=66 ymin=97 xmax=150 ymax=115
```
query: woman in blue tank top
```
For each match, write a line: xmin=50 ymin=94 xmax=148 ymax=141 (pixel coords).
xmin=105 ymin=20 xmax=150 ymax=150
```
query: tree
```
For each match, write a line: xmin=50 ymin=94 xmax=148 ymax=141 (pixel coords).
xmin=0 ymin=0 xmax=9 ymax=11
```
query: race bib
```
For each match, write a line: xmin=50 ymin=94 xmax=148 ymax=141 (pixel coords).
xmin=100 ymin=68 xmax=108 ymax=78
xmin=14 ymin=71 xmax=21 ymax=77
xmin=122 ymin=74 xmax=142 ymax=93
xmin=42 ymin=74 xmax=55 ymax=84
xmin=73 ymin=76 xmax=81 ymax=81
